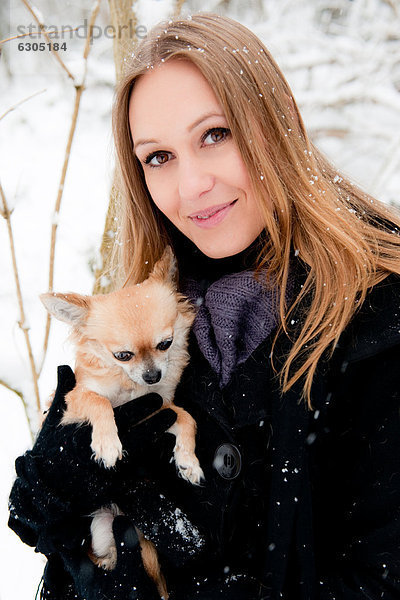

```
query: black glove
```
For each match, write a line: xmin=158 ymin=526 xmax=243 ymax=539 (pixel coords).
xmin=35 ymin=477 xmax=207 ymax=599
xmin=116 ymin=480 xmax=206 ymax=569
xmin=62 ymin=490 xmax=207 ymax=600
xmin=8 ymin=365 xmax=176 ymax=553
xmin=62 ymin=515 xmax=160 ymax=600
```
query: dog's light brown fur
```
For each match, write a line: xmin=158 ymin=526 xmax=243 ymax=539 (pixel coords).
xmin=40 ymin=247 xmax=203 ymax=599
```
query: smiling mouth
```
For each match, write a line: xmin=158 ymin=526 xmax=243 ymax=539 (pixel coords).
xmin=189 ymin=199 xmax=238 ymax=220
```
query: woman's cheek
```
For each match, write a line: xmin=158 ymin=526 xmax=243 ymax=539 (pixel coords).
xmin=214 ymin=147 xmax=249 ymax=190
xmin=146 ymin=167 xmax=171 ymax=195
xmin=148 ymin=185 xmax=176 ymax=220
xmin=144 ymin=174 xmax=163 ymax=207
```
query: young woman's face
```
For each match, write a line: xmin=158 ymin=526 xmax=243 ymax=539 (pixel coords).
xmin=129 ymin=60 xmax=265 ymax=258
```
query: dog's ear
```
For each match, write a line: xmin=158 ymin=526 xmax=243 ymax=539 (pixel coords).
xmin=40 ymin=292 xmax=90 ymax=325
xmin=149 ymin=246 xmax=178 ymax=288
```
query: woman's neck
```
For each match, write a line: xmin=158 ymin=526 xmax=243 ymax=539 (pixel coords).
xmin=167 ymin=223 xmax=266 ymax=286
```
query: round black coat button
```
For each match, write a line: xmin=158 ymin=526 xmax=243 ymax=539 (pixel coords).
xmin=213 ymin=443 xmax=242 ymax=479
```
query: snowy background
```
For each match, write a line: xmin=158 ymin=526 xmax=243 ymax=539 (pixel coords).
xmin=1 ymin=0 xmax=399 ymax=597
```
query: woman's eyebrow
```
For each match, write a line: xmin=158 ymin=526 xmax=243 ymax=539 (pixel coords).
xmin=188 ymin=111 xmax=225 ymax=132
xmin=134 ymin=111 xmax=225 ymax=150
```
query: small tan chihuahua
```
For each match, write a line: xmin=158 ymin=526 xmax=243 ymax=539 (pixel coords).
xmin=40 ymin=247 xmax=203 ymax=598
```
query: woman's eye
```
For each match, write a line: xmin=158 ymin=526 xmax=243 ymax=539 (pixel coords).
xmin=113 ymin=351 xmax=134 ymax=361
xmin=202 ymin=127 xmax=230 ymax=146
xmin=156 ymin=338 xmax=173 ymax=351
xmin=141 ymin=128 xmax=229 ymax=167
xmin=144 ymin=151 xmax=171 ymax=168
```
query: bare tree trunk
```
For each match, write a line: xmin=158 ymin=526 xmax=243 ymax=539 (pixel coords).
xmin=108 ymin=0 xmax=138 ymax=82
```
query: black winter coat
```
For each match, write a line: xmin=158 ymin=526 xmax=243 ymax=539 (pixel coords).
xmin=154 ymin=272 xmax=400 ymax=599
xmin=9 ymin=273 xmax=400 ymax=599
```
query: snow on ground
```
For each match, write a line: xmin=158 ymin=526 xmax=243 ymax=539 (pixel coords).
xmin=1 ymin=1 xmax=399 ymax=598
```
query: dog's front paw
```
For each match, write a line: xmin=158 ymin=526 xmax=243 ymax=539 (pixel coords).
xmin=174 ymin=447 xmax=205 ymax=485
xmin=91 ymin=431 xmax=123 ymax=468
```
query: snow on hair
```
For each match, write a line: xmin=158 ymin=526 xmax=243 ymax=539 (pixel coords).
xmin=111 ymin=12 xmax=400 ymax=404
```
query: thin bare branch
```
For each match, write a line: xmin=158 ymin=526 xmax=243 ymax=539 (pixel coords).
xmin=82 ymin=0 xmax=102 ymax=62
xmin=0 ymin=181 xmax=41 ymax=421
xmin=0 ymin=378 xmax=23 ymax=400
xmin=174 ymin=0 xmax=186 ymax=16
xmin=41 ymin=0 xmax=102 ymax=370
xmin=0 ymin=27 xmax=78 ymax=45
xmin=0 ymin=89 xmax=46 ymax=123
xmin=382 ymin=0 xmax=399 ymax=16
xmin=21 ymin=0 xmax=76 ymax=81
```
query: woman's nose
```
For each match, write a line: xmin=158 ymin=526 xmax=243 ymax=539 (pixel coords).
xmin=177 ymin=156 xmax=215 ymax=202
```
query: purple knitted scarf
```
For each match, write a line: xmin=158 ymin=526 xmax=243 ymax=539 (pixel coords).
xmin=182 ymin=270 xmax=293 ymax=387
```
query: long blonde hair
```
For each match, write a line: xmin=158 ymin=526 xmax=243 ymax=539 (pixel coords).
xmin=111 ymin=13 xmax=400 ymax=404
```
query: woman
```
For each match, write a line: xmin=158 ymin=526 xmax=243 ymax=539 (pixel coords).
xmin=9 ymin=13 xmax=400 ymax=600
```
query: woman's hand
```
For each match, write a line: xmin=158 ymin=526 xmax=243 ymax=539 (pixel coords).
xmin=117 ymin=479 xmax=206 ymax=568
xmin=60 ymin=491 xmax=206 ymax=600
xmin=8 ymin=365 xmax=176 ymax=553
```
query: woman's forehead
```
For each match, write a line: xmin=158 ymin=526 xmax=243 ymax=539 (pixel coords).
xmin=128 ymin=60 xmax=225 ymax=143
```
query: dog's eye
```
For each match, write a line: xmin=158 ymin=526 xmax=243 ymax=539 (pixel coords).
xmin=113 ymin=351 xmax=134 ymax=361
xmin=156 ymin=338 xmax=173 ymax=351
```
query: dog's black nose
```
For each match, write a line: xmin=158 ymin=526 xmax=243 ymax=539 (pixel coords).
xmin=142 ymin=369 xmax=162 ymax=384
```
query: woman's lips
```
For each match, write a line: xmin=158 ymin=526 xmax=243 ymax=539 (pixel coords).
xmin=188 ymin=199 xmax=238 ymax=228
